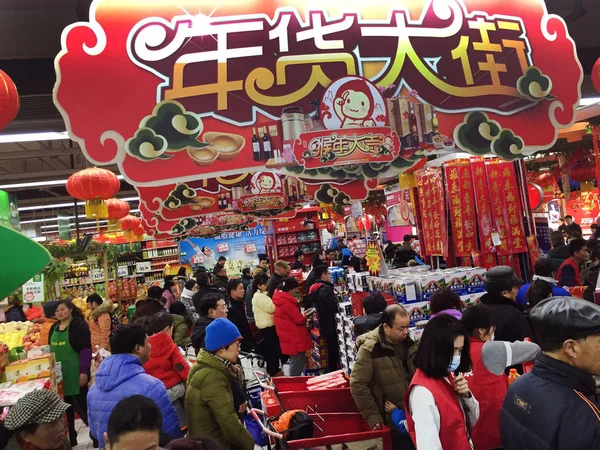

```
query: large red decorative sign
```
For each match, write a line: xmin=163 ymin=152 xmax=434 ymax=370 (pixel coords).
xmin=55 ymin=0 xmax=582 ymax=189
xmin=416 ymin=166 xmax=447 ymax=257
xmin=486 ymin=162 xmax=527 ymax=255
xmin=471 ymin=159 xmax=496 ymax=253
xmin=444 ymin=161 xmax=477 ymax=257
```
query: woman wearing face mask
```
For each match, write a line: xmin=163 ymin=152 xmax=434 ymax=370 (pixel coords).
xmin=404 ymin=315 xmax=477 ymax=450
xmin=461 ymin=304 xmax=540 ymax=450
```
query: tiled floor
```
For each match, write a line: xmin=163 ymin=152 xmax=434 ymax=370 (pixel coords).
xmin=73 ymin=419 xmax=94 ymax=450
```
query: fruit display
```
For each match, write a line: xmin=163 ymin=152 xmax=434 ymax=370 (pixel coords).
xmin=72 ymin=297 xmax=92 ymax=320
xmin=0 ymin=322 xmax=32 ymax=350
xmin=21 ymin=323 xmax=41 ymax=351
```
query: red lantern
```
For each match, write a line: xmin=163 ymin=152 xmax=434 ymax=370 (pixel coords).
xmin=568 ymin=163 xmax=596 ymax=183
xmin=374 ymin=214 xmax=386 ymax=227
xmin=66 ymin=168 xmax=120 ymax=219
xmin=120 ymin=215 xmax=141 ymax=241
xmin=357 ymin=217 xmax=365 ymax=231
xmin=326 ymin=221 xmax=335 ymax=233
xmin=0 ymin=70 xmax=19 ymax=131
xmin=106 ymin=198 xmax=130 ymax=220
xmin=527 ymin=183 xmax=544 ymax=210
xmin=592 ymin=57 xmax=600 ymax=94
xmin=134 ymin=224 xmax=146 ymax=242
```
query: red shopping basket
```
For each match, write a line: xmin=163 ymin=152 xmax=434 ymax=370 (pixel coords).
xmin=262 ymin=387 xmax=359 ymax=416
xmin=250 ymin=410 xmax=392 ymax=450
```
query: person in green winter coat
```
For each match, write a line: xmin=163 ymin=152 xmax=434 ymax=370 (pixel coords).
xmin=169 ymin=301 xmax=194 ymax=347
xmin=185 ymin=318 xmax=254 ymax=450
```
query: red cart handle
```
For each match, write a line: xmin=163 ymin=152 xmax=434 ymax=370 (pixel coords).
xmin=249 ymin=408 xmax=284 ymax=439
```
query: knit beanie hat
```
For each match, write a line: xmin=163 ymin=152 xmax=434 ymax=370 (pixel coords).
xmin=43 ymin=301 xmax=59 ymax=318
xmin=205 ymin=318 xmax=242 ymax=352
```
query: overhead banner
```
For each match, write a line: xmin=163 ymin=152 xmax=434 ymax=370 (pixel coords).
xmin=55 ymin=0 xmax=582 ymax=190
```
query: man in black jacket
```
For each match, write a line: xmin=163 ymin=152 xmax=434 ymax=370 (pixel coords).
xmin=267 ymin=260 xmax=291 ymax=298
xmin=226 ymin=278 xmax=257 ymax=353
xmin=501 ymin=298 xmax=600 ymax=450
xmin=353 ymin=293 xmax=387 ymax=336
xmin=308 ymin=265 xmax=340 ymax=372
xmin=191 ymin=292 xmax=228 ymax=354
xmin=480 ymin=266 xmax=533 ymax=343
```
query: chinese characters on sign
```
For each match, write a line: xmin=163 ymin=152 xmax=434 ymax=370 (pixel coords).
xmin=444 ymin=162 xmax=478 ymax=257
xmin=471 ymin=159 xmax=496 ymax=254
xmin=416 ymin=167 xmax=447 ymax=257
xmin=486 ymin=162 xmax=527 ymax=255
xmin=23 ymin=274 xmax=44 ymax=303
xmin=128 ymin=6 xmax=534 ymax=124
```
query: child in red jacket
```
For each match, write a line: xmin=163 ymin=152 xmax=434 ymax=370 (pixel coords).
xmin=144 ymin=312 xmax=190 ymax=428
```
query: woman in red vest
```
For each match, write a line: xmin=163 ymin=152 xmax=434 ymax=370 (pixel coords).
xmin=461 ymin=304 xmax=540 ymax=449
xmin=404 ymin=315 xmax=478 ymax=450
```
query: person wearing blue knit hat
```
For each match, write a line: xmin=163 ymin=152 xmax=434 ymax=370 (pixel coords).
xmin=185 ymin=318 xmax=254 ymax=450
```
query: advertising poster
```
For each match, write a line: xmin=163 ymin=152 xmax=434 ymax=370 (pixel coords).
xmin=23 ymin=274 xmax=45 ymax=303
xmin=179 ymin=224 xmax=267 ymax=272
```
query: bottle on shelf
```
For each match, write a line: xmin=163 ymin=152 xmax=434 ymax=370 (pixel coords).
xmin=262 ymin=127 xmax=272 ymax=160
xmin=252 ymin=127 xmax=261 ymax=161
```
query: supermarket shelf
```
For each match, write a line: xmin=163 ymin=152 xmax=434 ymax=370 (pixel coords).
xmin=275 ymin=229 xmax=319 ymax=235
xmin=276 ymin=239 xmax=321 ymax=246
xmin=151 ymin=260 xmax=180 ymax=266
xmin=145 ymin=244 xmax=179 ymax=250
xmin=143 ymin=255 xmax=181 ymax=261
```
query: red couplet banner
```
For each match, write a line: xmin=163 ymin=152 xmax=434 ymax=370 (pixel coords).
xmin=444 ymin=161 xmax=478 ymax=257
xmin=486 ymin=162 xmax=528 ymax=255
xmin=416 ymin=167 xmax=448 ymax=258
xmin=471 ymin=159 xmax=496 ymax=254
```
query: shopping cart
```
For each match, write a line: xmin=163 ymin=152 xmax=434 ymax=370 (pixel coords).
xmin=254 ymin=369 xmax=358 ymax=417
xmin=239 ymin=352 xmax=266 ymax=410
xmin=250 ymin=408 xmax=392 ymax=450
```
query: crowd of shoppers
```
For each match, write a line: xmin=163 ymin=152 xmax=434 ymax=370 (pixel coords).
xmin=9 ymin=245 xmax=600 ymax=450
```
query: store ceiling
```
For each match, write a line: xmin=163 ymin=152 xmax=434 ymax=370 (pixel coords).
xmin=0 ymin=0 xmax=598 ymax=233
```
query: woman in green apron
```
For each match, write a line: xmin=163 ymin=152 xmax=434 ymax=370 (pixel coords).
xmin=49 ymin=300 xmax=92 ymax=447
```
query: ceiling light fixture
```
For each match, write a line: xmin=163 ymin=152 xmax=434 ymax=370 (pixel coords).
xmin=579 ymin=97 xmax=600 ymax=107
xmin=0 ymin=131 xmax=71 ymax=144
xmin=20 ymin=209 xmax=141 ymax=225
xmin=0 ymin=175 xmax=124 ymax=190
xmin=40 ymin=220 xmax=109 ymax=230
xmin=18 ymin=196 xmax=139 ymax=212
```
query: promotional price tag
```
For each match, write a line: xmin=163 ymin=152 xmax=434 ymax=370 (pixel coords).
xmin=136 ymin=261 xmax=152 ymax=273
xmin=117 ymin=266 xmax=129 ymax=277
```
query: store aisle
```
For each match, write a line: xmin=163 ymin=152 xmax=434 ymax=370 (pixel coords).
xmin=73 ymin=418 xmax=93 ymax=450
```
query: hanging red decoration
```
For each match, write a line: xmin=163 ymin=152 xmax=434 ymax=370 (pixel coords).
xmin=106 ymin=198 xmax=130 ymax=220
xmin=361 ymin=215 xmax=372 ymax=231
xmin=120 ymin=214 xmax=141 ymax=241
xmin=357 ymin=217 xmax=365 ymax=231
xmin=374 ymin=214 xmax=386 ymax=227
xmin=326 ymin=221 xmax=335 ymax=233
xmin=592 ymin=57 xmax=600 ymax=94
xmin=134 ymin=224 xmax=146 ymax=242
xmin=527 ymin=183 xmax=544 ymax=210
xmin=568 ymin=163 xmax=596 ymax=183
xmin=66 ymin=168 xmax=120 ymax=219
xmin=0 ymin=70 xmax=20 ymax=132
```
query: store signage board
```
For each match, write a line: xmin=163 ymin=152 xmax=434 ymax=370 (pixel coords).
xmin=136 ymin=261 xmax=152 ymax=273
xmin=23 ymin=274 xmax=44 ymax=303
xmin=55 ymin=0 xmax=582 ymax=187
